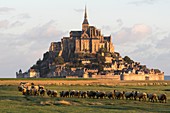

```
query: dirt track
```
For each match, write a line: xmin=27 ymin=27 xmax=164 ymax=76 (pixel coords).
xmin=0 ymin=79 xmax=170 ymax=86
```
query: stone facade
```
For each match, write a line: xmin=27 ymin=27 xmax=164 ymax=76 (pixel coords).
xmin=121 ymin=73 xmax=164 ymax=81
xmin=50 ymin=7 xmax=114 ymax=61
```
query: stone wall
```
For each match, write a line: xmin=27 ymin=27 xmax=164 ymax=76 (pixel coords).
xmin=122 ymin=73 xmax=164 ymax=80
xmin=92 ymin=74 xmax=120 ymax=80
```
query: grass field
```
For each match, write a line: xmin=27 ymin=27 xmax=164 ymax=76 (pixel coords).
xmin=0 ymin=79 xmax=170 ymax=113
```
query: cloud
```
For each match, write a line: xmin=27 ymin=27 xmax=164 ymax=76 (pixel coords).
xmin=74 ymin=8 xmax=84 ymax=13
xmin=113 ymin=24 xmax=152 ymax=44
xmin=0 ymin=20 xmax=9 ymax=29
xmin=113 ymin=24 xmax=170 ymax=74
xmin=10 ymin=21 xmax=24 ymax=27
xmin=0 ymin=20 xmax=67 ymax=78
xmin=0 ymin=20 xmax=25 ymax=29
xmin=156 ymin=33 xmax=170 ymax=49
xmin=102 ymin=25 xmax=111 ymax=31
xmin=0 ymin=7 xmax=15 ymax=14
xmin=13 ymin=13 xmax=31 ymax=19
xmin=128 ymin=0 xmax=159 ymax=6
xmin=116 ymin=19 xmax=123 ymax=27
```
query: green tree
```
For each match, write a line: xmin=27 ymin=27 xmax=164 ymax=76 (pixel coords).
xmin=97 ymin=53 xmax=105 ymax=64
xmin=123 ymin=56 xmax=134 ymax=64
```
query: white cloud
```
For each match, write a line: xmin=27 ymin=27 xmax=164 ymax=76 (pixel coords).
xmin=0 ymin=20 xmax=25 ymax=29
xmin=116 ymin=19 xmax=123 ymax=27
xmin=0 ymin=7 xmax=15 ymax=14
xmin=12 ymin=13 xmax=31 ymax=19
xmin=113 ymin=24 xmax=170 ymax=74
xmin=0 ymin=20 xmax=9 ymax=29
xmin=10 ymin=21 xmax=24 ymax=27
xmin=0 ymin=20 xmax=67 ymax=78
xmin=113 ymin=24 xmax=152 ymax=44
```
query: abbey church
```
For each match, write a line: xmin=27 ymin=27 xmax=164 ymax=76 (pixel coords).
xmin=49 ymin=7 xmax=114 ymax=60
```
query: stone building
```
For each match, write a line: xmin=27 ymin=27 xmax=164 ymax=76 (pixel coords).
xmin=50 ymin=6 xmax=114 ymax=60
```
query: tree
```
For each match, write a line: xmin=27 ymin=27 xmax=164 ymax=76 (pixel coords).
xmin=154 ymin=69 xmax=161 ymax=73
xmin=123 ymin=56 xmax=134 ymax=64
xmin=36 ymin=58 xmax=42 ymax=65
xmin=97 ymin=53 xmax=105 ymax=64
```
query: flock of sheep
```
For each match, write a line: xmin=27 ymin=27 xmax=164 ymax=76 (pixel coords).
xmin=18 ymin=82 xmax=167 ymax=103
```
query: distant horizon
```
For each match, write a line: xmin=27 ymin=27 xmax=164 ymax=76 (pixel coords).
xmin=0 ymin=0 xmax=170 ymax=78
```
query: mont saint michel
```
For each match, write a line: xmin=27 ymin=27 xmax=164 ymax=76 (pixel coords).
xmin=16 ymin=7 xmax=164 ymax=80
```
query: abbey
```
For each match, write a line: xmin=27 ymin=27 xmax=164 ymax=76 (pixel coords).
xmin=49 ymin=7 xmax=114 ymax=60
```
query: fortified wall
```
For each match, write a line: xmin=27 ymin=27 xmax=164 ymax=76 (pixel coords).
xmin=121 ymin=73 xmax=164 ymax=80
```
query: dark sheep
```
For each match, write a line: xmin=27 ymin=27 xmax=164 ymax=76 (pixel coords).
xmin=80 ymin=91 xmax=87 ymax=98
xmin=114 ymin=90 xmax=125 ymax=99
xmin=106 ymin=92 xmax=114 ymax=99
xmin=125 ymin=92 xmax=133 ymax=100
xmin=158 ymin=94 xmax=167 ymax=103
xmin=60 ymin=91 xmax=69 ymax=97
xmin=96 ymin=91 xmax=106 ymax=99
xmin=87 ymin=91 xmax=96 ymax=99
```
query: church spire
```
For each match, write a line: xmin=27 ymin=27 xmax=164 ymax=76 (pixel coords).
xmin=84 ymin=5 xmax=87 ymax=19
xmin=82 ymin=5 xmax=89 ymax=25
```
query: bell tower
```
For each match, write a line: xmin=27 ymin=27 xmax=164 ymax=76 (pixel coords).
xmin=82 ymin=6 xmax=89 ymax=32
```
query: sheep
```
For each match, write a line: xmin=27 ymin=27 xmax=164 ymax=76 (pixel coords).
xmin=125 ymin=92 xmax=133 ymax=100
xmin=64 ymin=91 xmax=69 ymax=97
xmin=30 ymin=86 xmax=39 ymax=96
xmin=106 ymin=92 xmax=114 ymax=99
xmin=38 ymin=85 xmax=45 ymax=90
xmin=60 ymin=91 xmax=69 ymax=97
xmin=80 ymin=91 xmax=87 ymax=98
xmin=22 ymin=88 xmax=27 ymax=95
xmin=47 ymin=89 xmax=52 ymax=96
xmin=51 ymin=90 xmax=57 ymax=97
xmin=158 ymin=94 xmax=167 ymax=103
xmin=134 ymin=91 xmax=147 ymax=101
xmin=39 ymin=89 xmax=46 ymax=96
xmin=114 ymin=90 xmax=125 ymax=99
xmin=26 ymin=86 xmax=32 ymax=95
xmin=132 ymin=91 xmax=136 ymax=100
xmin=147 ymin=93 xmax=157 ymax=102
xmin=69 ymin=90 xmax=75 ymax=97
xmin=20 ymin=82 xmax=30 ymax=87
xmin=74 ymin=91 xmax=80 ymax=98
xmin=30 ymin=87 xmax=39 ymax=96
xmin=18 ymin=85 xmax=24 ymax=92
xmin=87 ymin=91 xmax=96 ymax=99
xmin=46 ymin=89 xmax=57 ymax=97
xmin=96 ymin=91 xmax=106 ymax=99
xmin=18 ymin=82 xmax=31 ymax=92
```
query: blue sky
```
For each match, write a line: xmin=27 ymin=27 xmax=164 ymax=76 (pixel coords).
xmin=0 ymin=0 xmax=170 ymax=78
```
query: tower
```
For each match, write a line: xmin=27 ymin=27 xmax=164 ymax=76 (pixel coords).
xmin=82 ymin=6 xmax=89 ymax=32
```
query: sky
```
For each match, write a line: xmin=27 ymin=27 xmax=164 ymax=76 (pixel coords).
xmin=0 ymin=0 xmax=170 ymax=78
